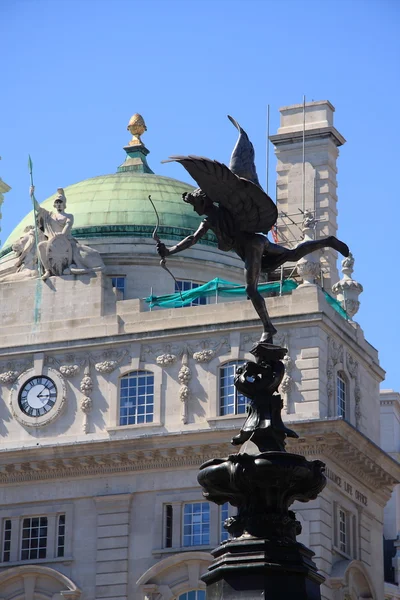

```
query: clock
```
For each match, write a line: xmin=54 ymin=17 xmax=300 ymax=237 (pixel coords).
xmin=10 ymin=367 xmax=67 ymax=428
xmin=18 ymin=376 xmax=57 ymax=417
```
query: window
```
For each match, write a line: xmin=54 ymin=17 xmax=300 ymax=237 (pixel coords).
xmin=183 ymin=502 xmax=210 ymax=547
xmin=111 ymin=276 xmax=126 ymax=299
xmin=119 ymin=371 xmax=154 ymax=425
xmin=175 ymin=280 xmax=207 ymax=306
xmin=337 ymin=372 xmax=347 ymax=418
xmin=21 ymin=516 xmax=48 ymax=560
xmin=57 ymin=514 xmax=66 ymax=557
xmin=220 ymin=361 xmax=247 ymax=416
xmin=220 ymin=502 xmax=229 ymax=543
xmin=164 ymin=504 xmax=173 ymax=548
xmin=339 ymin=508 xmax=347 ymax=553
xmin=2 ymin=519 xmax=11 ymax=562
xmin=334 ymin=503 xmax=357 ymax=558
xmin=178 ymin=592 xmax=206 ymax=600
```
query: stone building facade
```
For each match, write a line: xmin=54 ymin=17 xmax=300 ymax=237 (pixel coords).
xmin=0 ymin=102 xmax=398 ymax=600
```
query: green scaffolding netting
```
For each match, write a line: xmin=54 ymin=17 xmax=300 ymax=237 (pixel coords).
xmin=145 ymin=276 xmax=349 ymax=319
xmin=145 ymin=278 xmax=298 ymax=308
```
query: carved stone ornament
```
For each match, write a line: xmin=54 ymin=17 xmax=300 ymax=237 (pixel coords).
xmin=45 ymin=354 xmax=85 ymax=378
xmin=143 ymin=337 xmax=230 ymax=365
xmin=327 ymin=336 xmax=344 ymax=415
xmin=332 ymin=252 xmax=363 ymax=319
xmin=280 ymin=352 xmax=294 ymax=413
xmin=189 ymin=337 xmax=230 ymax=361
xmin=0 ymin=371 xmax=19 ymax=384
xmin=59 ymin=364 xmax=80 ymax=378
xmin=178 ymin=353 xmax=191 ymax=424
xmin=193 ymin=349 xmax=215 ymax=363
xmin=0 ymin=359 xmax=33 ymax=386
xmin=93 ymin=348 xmax=130 ymax=374
xmin=156 ymin=354 xmax=177 ymax=367
xmin=296 ymin=211 xmax=320 ymax=286
xmin=346 ymin=351 xmax=361 ymax=427
xmin=80 ymin=366 xmax=93 ymax=433
xmin=141 ymin=342 xmax=181 ymax=364
xmin=0 ymin=226 xmax=45 ymax=282
xmin=9 ymin=367 xmax=67 ymax=428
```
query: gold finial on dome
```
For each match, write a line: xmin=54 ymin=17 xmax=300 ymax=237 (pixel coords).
xmin=127 ymin=113 xmax=147 ymax=147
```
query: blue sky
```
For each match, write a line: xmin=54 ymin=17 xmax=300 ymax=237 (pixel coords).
xmin=1 ymin=0 xmax=399 ymax=389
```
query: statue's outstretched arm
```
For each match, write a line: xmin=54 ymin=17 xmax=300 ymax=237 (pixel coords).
xmin=157 ymin=221 xmax=210 ymax=258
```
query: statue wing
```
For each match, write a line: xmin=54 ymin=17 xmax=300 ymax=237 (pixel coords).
xmin=164 ymin=155 xmax=278 ymax=233
xmin=228 ymin=115 xmax=260 ymax=187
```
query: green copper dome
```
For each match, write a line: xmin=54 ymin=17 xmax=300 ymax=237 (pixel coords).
xmin=2 ymin=114 xmax=218 ymax=253
xmin=2 ymin=172 xmax=217 ymax=253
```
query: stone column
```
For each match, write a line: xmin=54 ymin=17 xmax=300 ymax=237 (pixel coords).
xmin=270 ymin=100 xmax=346 ymax=290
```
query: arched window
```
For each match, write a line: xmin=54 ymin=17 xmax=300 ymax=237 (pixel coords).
xmin=219 ymin=361 xmax=247 ymax=416
xmin=178 ymin=591 xmax=206 ymax=600
xmin=336 ymin=372 xmax=347 ymax=419
xmin=119 ymin=370 xmax=154 ymax=425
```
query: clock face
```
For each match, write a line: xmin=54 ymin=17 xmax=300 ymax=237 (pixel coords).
xmin=18 ymin=376 xmax=57 ymax=417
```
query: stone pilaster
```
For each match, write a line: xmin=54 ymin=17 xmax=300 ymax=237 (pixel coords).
xmin=94 ymin=493 xmax=132 ymax=600
xmin=270 ymin=100 xmax=345 ymax=290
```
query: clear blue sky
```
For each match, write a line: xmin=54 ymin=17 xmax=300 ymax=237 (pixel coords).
xmin=1 ymin=0 xmax=399 ymax=389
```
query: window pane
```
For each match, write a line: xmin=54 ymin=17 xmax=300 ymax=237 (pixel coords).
xmin=2 ymin=519 xmax=11 ymax=562
xmin=20 ymin=516 xmax=48 ymax=561
xmin=183 ymin=503 xmax=210 ymax=547
xmin=337 ymin=374 xmax=346 ymax=418
xmin=119 ymin=371 xmax=154 ymax=426
xmin=339 ymin=509 xmax=347 ymax=553
xmin=220 ymin=362 xmax=247 ymax=416
xmin=111 ymin=276 xmax=126 ymax=299
xmin=174 ymin=280 xmax=207 ymax=308
xmin=57 ymin=514 xmax=66 ymax=557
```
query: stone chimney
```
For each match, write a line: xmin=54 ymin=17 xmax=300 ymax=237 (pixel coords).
xmin=270 ymin=100 xmax=346 ymax=290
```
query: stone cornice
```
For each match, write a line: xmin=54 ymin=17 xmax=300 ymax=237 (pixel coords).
xmin=270 ymin=125 xmax=345 ymax=148
xmin=0 ymin=420 xmax=398 ymax=503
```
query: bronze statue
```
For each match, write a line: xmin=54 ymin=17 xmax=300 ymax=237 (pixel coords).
xmin=158 ymin=116 xmax=349 ymax=342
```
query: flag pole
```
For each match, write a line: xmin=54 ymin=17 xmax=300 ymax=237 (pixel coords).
xmin=28 ymin=155 xmax=43 ymax=277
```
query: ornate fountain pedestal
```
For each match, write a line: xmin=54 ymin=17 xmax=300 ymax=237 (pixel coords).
xmin=198 ymin=342 xmax=326 ymax=599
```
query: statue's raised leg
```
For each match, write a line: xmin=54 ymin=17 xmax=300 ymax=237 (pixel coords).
xmin=289 ymin=236 xmax=349 ymax=262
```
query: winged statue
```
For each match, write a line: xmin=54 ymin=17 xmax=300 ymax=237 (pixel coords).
xmin=158 ymin=116 xmax=349 ymax=343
